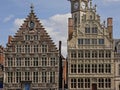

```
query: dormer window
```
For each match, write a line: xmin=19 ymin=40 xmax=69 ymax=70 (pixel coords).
xmin=92 ymin=25 xmax=98 ymax=34
xmin=85 ymin=24 xmax=90 ymax=33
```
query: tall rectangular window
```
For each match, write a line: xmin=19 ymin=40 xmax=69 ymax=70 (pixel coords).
xmin=78 ymin=64 xmax=83 ymax=73
xmin=42 ymin=72 xmax=47 ymax=83
xmin=33 ymin=57 xmax=38 ymax=66
xmin=34 ymin=35 xmax=38 ymax=40
xmin=106 ymin=50 xmax=111 ymax=58
xmin=99 ymin=50 xmax=104 ymax=58
xmin=85 ymin=64 xmax=90 ymax=73
xmin=25 ymin=72 xmax=30 ymax=81
xmin=92 ymin=51 xmax=97 ymax=58
xmin=85 ymin=27 xmax=90 ymax=33
xmin=85 ymin=39 xmax=90 ymax=44
xmin=71 ymin=78 xmax=76 ymax=88
xmin=42 ymin=57 xmax=47 ymax=66
xmin=16 ymin=57 xmax=21 ymax=66
xmin=92 ymin=27 xmax=97 ymax=33
xmin=42 ymin=45 xmax=47 ymax=53
xmin=99 ymin=64 xmax=104 ymax=73
xmin=85 ymin=50 xmax=90 ymax=58
xmin=16 ymin=72 xmax=21 ymax=83
xmin=78 ymin=39 xmax=83 ymax=45
xmin=25 ymin=45 xmax=30 ymax=53
xmin=8 ymin=72 xmax=13 ymax=83
xmin=98 ymin=78 xmax=104 ymax=88
xmin=25 ymin=58 xmax=30 ymax=66
xmin=78 ymin=78 xmax=84 ymax=88
xmin=50 ymin=72 xmax=55 ymax=83
xmin=105 ymin=64 xmax=111 ymax=73
xmin=85 ymin=78 xmax=90 ymax=88
xmin=16 ymin=45 xmax=21 ymax=53
xmin=105 ymin=78 xmax=111 ymax=88
xmin=92 ymin=64 xmax=97 ymax=73
xmin=8 ymin=57 xmax=13 ymax=66
xmin=78 ymin=50 xmax=83 ymax=58
xmin=99 ymin=39 xmax=104 ymax=45
xmin=33 ymin=72 xmax=38 ymax=83
xmin=71 ymin=64 xmax=76 ymax=73
xmin=92 ymin=39 xmax=97 ymax=45
xmin=50 ymin=57 xmax=56 ymax=66
xmin=34 ymin=45 xmax=38 ymax=53
xmin=71 ymin=51 xmax=76 ymax=58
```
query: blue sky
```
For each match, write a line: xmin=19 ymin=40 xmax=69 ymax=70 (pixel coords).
xmin=0 ymin=0 xmax=120 ymax=56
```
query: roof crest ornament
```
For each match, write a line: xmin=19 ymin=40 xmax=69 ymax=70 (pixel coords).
xmin=90 ymin=0 xmax=92 ymax=8
xmin=30 ymin=3 xmax=34 ymax=13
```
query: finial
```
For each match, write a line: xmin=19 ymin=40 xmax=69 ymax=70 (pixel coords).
xmin=90 ymin=0 xmax=92 ymax=8
xmin=30 ymin=3 xmax=34 ymax=13
xmin=103 ymin=20 xmax=106 ymax=26
xmin=94 ymin=4 xmax=97 ymax=12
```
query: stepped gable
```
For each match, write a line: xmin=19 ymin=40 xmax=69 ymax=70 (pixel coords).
xmin=7 ymin=6 xmax=58 ymax=52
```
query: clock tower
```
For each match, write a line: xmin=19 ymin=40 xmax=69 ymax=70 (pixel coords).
xmin=68 ymin=0 xmax=115 ymax=90
xmin=70 ymin=0 xmax=89 ymax=28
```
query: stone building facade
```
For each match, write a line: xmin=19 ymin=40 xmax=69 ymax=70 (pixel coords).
xmin=67 ymin=0 xmax=115 ymax=90
xmin=4 ymin=6 xmax=60 ymax=90
xmin=114 ymin=39 xmax=120 ymax=90
xmin=0 ymin=46 xmax=4 ymax=65
xmin=0 ymin=45 xmax=4 ymax=89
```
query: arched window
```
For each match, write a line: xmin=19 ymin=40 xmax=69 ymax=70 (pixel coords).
xmin=85 ymin=24 xmax=90 ymax=33
xmin=92 ymin=24 xmax=98 ymax=33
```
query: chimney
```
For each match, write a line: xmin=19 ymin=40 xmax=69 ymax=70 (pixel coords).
xmin=8 ymin=35 xmax=12 ymax=44
xmin=107 ymin=18 xmax=113 ymax=39
xmin=68 ymin=18 xmax=73 ymax=40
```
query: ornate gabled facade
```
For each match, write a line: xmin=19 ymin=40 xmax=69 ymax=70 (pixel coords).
xmin=68 ymin=0 xmax=114 ymax=90
xmin=4 ymin=5 xmax=60 ymax=90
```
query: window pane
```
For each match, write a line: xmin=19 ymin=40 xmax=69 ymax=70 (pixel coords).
xmin=85 ymin=27 xmax=90 ymax=33
xmin=99 ymin=39 xmax=104 ymax=45
xmin=85 ymin=39 xmax=90 ymax=44
xmin=78 ymin=39 xmax=83 ymax=45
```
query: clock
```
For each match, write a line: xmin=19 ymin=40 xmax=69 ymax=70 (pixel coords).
xmin=29 ymin=21 xmax=34 ymax=30
xmin=74 ymin=2 xmax=79 ymax=10
xmin=81 ymin=2 xmax=86 ymax=9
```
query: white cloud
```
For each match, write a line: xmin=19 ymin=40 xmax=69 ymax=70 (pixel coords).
xmin=41 ymin=13 xmax=71 ymax=57
xmin=3 ymin=15 xmax=14 ymax=23
xmin=14 ymin=18 xmax=24 ymax=28
xmin=12 ymin=13 xmax=71 ymax=57
xmin=11 ymin=18 xmax=24 ymax=32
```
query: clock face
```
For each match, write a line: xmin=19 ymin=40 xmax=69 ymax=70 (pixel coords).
xmin=30 ymin=21 xmax=34 ymax=30
xmin=81 ymin=2 xmax=86 ymax=9
xmin=74 ymin=2 xmax=79 ymax=10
